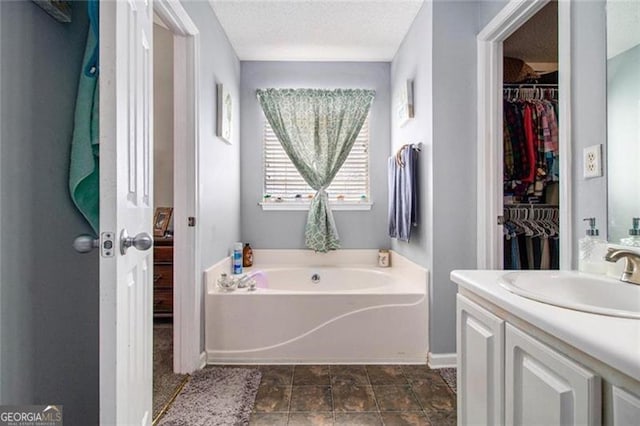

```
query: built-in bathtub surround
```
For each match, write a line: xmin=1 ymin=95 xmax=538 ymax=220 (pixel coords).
xmin=204 ymin=250 xmax=428 ymax=364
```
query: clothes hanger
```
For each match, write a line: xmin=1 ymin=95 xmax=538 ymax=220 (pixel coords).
xmin=512 ymin=208 xmax=534 ymax=236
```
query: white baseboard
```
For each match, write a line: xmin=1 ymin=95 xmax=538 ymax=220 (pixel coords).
xmin=206 ymin=352 xmax=428 ymax=365
xmin=199 ymin=351 xmax=207 ymax=369
xmin=428 ymin=352 xmax=457 ymax=369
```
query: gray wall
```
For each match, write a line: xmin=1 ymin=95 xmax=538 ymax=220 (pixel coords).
xmin=391 ymin=1 xmax=481 ymax=355
xmin=607 ymin=44 xmax=640 ymax=242
xmin=182 ymin=1 xmax=241 ymax=270
xmin=240 ymin=61 xmax=391 ymax=249
xmin=430 ymin=1 xmax=480 ymax=354
xmin=477 ymin=0 xmax=509 ymax=29
xmin=181 ymin=1 xmax=241 ymax=352
xmin=153 ymin=24 xmax=174 ymax=211
xmin=0 ymin=1 xmax=99 ymax=424
xmin=391 ymin=0 xmax=610 ymax=355
xmin=390 ymin=2 xmax=433 ymax=268
xmin=571 ymin=0 xmax=608 ymax=261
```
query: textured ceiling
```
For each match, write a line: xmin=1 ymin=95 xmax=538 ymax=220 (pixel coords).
xmin=504 ymin=1 xmax=558 ymax=64
xmin=208 ymin=0 xmax=425 ymax=61
xmin=607 ymin=0 xmax=640 ymax=59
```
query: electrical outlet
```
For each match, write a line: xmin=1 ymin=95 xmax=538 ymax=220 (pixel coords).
xmin=583 ymin=144 xmax=603 ymax=178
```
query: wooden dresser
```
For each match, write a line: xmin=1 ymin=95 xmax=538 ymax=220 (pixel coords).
xmin=153 ymin=237 xmax=174 ymax=318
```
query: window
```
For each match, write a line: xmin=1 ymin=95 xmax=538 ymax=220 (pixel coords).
xmin=262 ymin=117 xmax=371 ymax=210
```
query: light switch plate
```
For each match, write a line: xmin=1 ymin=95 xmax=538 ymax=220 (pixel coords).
xmin=583 ymin=144 xmax=603 ymax=178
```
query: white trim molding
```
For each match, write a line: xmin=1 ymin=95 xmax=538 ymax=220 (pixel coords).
xmin=199 ymin=351 xmax=207 ymax=369
xmin=154 ymin=0 xmax=202 ymax=375
xmin=557 ymin=0 xmax=572 ymax=270
xmin=260 ymin=202 xmax=373 ymax=211
xmin=0 ymin=1 xmax=3 ymax=403
xmin=428 ymin=352 xmax=457 ymax=369
xmin=476 ymin=0 xmax=572 ymax=270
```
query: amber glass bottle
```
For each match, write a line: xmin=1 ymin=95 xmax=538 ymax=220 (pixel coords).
xmin=242 ymin=243 xmax=253 ymax=267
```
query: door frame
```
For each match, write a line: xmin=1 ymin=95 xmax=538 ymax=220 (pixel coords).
xmin=0 ymin=1 xmax=3 ymax=404
xmin=476 ymin=0 xmax=572 ymax=270
xmin=153 ymin=0 xmax=202 ymax=374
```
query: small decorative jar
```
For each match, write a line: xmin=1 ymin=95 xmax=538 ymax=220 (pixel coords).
xmin=217 ymin=273 xmax=237 ymax=292
xmin=378 ymin=249 xmax=390 ymax=267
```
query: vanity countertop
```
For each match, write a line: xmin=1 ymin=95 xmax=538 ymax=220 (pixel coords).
xmin=451 ymin=270 xmax=640 ymax=382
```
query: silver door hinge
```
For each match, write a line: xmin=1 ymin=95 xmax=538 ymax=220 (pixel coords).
xmin=497 ymin=215 xmax=505 ymax=225
xmin=188 ymin=217 xmax=196 ymax=227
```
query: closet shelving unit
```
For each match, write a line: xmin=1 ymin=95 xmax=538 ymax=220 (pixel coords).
xmin=502 ymin=82 xmax=560 ymax=270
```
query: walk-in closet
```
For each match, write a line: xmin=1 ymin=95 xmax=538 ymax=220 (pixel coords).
xmin=502 ymin=1 xmax=559 ymax=270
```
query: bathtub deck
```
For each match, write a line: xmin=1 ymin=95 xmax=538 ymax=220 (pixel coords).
xmin=222 ymin=364 xmax=456 ymax=425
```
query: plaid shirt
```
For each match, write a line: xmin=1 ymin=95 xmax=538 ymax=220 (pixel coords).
xmin=504 ymin=100 xmax=529 ymax=181
xmin=504 ymin=119 xmax=514 ymax=179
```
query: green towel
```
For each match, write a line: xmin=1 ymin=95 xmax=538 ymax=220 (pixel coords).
xmin=69 ymin=28 xmax=99 ymax=234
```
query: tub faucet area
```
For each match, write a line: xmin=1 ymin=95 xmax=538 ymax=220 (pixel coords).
xmin=236 ymin=274 xmax=254 ymax=288
xmin=605 ymin=248 xmax=640 ymax=285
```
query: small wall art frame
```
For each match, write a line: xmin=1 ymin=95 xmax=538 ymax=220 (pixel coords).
xmin=153 ymin=207 xmax=173 ymax=237
xmin=216 ymin=83 xmax=233 ymax=144
xmin=396 ymin=79 xmax=414 ymax=127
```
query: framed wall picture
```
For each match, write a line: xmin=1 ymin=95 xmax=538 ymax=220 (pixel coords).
xmin=396 ymin=79 xmax=414 ymax=127
xmin=153 ymin=207 xmax=173 ymax=237
xmin=216 ymin=83 xmax=233 ymax=144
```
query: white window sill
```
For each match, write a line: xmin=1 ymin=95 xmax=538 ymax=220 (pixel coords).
xmin=260 ymin=202 xmax=373 ymax=211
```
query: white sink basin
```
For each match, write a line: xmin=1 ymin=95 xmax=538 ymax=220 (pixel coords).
xmin=499 ymin=271 xmax=640 ymax=319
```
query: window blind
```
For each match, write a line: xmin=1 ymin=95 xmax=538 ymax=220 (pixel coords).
xmin=263 ymin=117 xmax=370 ymax=202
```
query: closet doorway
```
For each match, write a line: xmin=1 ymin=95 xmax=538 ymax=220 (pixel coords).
xmin=477 ymin=0 xmax=572 ymax=270
xmin=502 ymin=2 xmax=560 ymax=270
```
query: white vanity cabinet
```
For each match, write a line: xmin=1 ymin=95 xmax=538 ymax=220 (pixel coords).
xmin=452 ymin=270 xmax=640 ymax=426
xmin=612 ymin=386 xmax=640 ymax=425
xmin=457 ymin=295 xmax=602 ymax=426
xmin=457 ymin=294 xmax=504 ymax=425
xmin=505 ymin=323 xmax=601 ymax=425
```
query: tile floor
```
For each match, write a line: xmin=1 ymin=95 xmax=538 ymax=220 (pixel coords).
xmin=246 ymin=365 xmax=456 ymax=426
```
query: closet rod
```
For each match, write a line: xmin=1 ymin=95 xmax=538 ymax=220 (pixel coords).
xmin=504 ymin=203 xmax=559 ymax=207
xmin=503 ymin=83 xmax=558 ymax=88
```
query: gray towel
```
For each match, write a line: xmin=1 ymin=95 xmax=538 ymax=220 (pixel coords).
xmin=388 ymin=147 xmax=418 ymax=241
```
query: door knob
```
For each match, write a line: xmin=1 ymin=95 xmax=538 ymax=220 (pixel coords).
xmin=72 ymin=234 xmax=99 ymax=253
xmin=120 ymin=229 xmax=153 ymax=255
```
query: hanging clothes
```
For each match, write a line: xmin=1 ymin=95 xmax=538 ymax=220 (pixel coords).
xmin=69 ymin=0 xmax=100 ymax=233
xmin=502 ymin=206 xmax=559 ymax=270
xmin=503 ymin=90 xmax=559 ymax=204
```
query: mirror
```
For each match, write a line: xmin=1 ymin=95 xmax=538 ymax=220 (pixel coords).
xmin=607 ymin=0 xmax=640 ymax=243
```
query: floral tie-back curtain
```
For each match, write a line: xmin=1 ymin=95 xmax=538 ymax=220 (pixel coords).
xmin=257 ymin=88 xmax=376 ymax=252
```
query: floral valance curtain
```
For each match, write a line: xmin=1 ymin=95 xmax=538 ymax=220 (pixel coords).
xmin=256 ymin=88 xmax=375 ymax=252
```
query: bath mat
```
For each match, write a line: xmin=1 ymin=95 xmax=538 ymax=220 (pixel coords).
xmin=153 ymin=326 xmax=188 ymax=419
xmin=438 ymin=367 xmax=457 ymax=394
xmin=157 ymin=367 xmax=262 ymax=426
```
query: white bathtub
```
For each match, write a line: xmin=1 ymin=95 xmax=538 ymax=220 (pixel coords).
xmin=204 ymin=250 xmax=429 ymax=364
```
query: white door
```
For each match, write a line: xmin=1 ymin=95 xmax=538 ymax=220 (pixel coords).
xmin=505 ymin=324 xmax=601 ymax=426
xmin=100 ymin=0 xmax=154 ymax=424
xmin=457 ymin=294 xmax=505 ymax=426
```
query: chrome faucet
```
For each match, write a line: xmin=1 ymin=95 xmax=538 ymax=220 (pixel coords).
xmin=604 ymin=248 xmax=640 ymax=285
xmin=236 ymin=274 xmax=257 ymax=290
